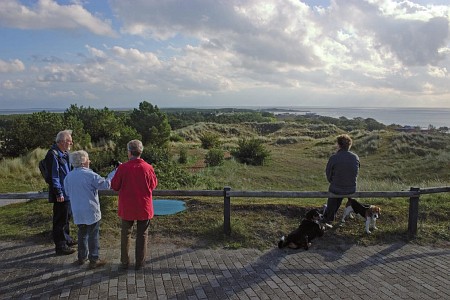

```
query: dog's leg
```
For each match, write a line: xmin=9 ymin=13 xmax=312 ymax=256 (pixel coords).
xmin=372 ymin=218 xmax=378 ymax=230
xmin=278 ymin=236 xmax=287 ymax=249
xmin=341 ymin=206 xmax=353 ymax=223
xmin=304 ymin=235 xmax=309 ymax=250
xmin=365 ymin=218 xmax=372 ymax=234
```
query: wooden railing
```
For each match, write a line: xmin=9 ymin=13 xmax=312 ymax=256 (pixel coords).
xmin=1 ymin=186 xmax=449 ymax=236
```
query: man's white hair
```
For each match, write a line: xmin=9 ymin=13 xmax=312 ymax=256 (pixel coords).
xmin=55 ymin=129 xmax=73 ymax=143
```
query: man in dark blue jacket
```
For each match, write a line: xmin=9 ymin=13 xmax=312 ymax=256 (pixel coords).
xmin=47 ymin=129 xmax=76 ymax=255
xmin=322 ymin=134 xmax=360 ymax=227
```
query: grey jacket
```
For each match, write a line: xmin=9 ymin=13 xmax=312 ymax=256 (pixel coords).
xmin=326 ymin=149 xmax=360 ymax=195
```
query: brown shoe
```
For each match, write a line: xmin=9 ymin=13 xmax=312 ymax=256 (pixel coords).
xmin=88 ymin=259 xmax=107 ymax=269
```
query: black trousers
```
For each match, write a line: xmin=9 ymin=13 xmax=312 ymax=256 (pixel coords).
xmin=323 ymin=197 xmax=344 ymax=223
xmin=52 ymin=201 xmax=73 ymax=250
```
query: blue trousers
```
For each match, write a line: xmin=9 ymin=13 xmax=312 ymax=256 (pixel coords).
xmin=77 ymin=221 xmax=100 ymax=262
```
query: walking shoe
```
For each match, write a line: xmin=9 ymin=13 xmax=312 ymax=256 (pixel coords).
xmin=119 ymin=263 xmax=129 ymax=270
xmin=72 ymin=259 xmax=86 ymax=266
xmin=67 ymin=240 xmax=78 ymax=247
xmin=135 ymin=263 xmax=144 ymax=270
xmin=88 ymin=259 xmax=107 ymax=269
xmin=56 ymin=247 xmax=76 ymax=256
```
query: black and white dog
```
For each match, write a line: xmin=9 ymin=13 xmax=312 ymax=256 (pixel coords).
xmin=341 ymin=198 xmax=381 ymax=234
xmin=278 ymin=209 xmax=325 ymax=250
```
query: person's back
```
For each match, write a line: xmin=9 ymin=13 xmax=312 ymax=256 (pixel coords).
xmin=322 ymin=134 xmax=360 ymax=226
xmin=64 ymin=150 xmax=115 ymax=269
xmin=112 ymin=158 xmax=157 ymax=220
xmin=110 ymin=139 xmax=158 ymax=270
xmin=326 ymin=149 xmax=359 ymax=194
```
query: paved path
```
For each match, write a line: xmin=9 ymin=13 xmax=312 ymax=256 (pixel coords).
xmin=1 ymin=241 xmax=449 ymax=299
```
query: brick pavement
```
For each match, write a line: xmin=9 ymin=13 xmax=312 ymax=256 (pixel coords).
xmin=1 ymin=240 xmax=449 ymax=299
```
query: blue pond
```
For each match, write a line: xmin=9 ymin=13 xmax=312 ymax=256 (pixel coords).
xmin=153 ymin=199 xmax=186 ymax=216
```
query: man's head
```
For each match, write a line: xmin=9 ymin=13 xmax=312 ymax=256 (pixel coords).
xmin=127 ymin=139 xmax=144 ymax=158
xmin=336 ymin=134 xmax=352 ymax=151
xmin=56 ymin=130 xmax=73 ymax=152
xmin=70 ymin=150 xmax=89 ymax=168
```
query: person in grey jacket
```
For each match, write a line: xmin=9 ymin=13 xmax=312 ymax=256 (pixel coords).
xmin=322 ymin=134 xmax=360 ymax=227
xmin=64 ymin=150 xmax=116 ymax=269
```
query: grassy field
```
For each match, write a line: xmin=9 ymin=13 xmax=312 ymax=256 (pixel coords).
xmin=0 ymin=124 xmax=449 ymax=250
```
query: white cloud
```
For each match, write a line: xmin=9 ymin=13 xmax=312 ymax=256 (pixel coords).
xmin=1 ymin=0 xmax=450 ymax=109
xmin=0 ymin=59 xmax=25 ymax=72
xmin=0 ymin=0 xmax=117 ymax=37
xmin=428 ymin=65 xmax=447 ymax=77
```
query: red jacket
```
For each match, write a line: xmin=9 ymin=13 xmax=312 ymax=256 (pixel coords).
xmin=111 ymin=158 xmax=158 ymax=220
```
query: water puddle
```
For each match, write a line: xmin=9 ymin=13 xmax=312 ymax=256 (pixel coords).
xmin=153 ymin=199 xmax=186 ymax=216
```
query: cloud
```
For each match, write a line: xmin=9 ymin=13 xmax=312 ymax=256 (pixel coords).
xmin=1 ymin=0 xmax=450 ymax=109
xmin=0 ymin=59 xmax=25 ymax=72
xmin=0 ymin=0 xmax=117 ymax=37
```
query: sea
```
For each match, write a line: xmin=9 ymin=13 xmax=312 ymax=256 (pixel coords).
xmin=265 ymin=107 xmax=450 ymax=128
xmin=0 ymin=106 xmax=449 ymax=128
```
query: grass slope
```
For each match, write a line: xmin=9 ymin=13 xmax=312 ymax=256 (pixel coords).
xmin=0 ymin=124 xmax=449 ymax=250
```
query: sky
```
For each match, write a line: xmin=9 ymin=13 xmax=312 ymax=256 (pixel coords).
xmin=0 ymin=0 xmax=450 ymax=110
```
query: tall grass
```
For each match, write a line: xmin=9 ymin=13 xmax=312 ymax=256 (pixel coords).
xmin=0 ymin=127 xmax=449 ymax=249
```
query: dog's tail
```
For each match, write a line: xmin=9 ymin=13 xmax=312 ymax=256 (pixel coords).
xmin=278 ymin=236 xmax=288 ymax=249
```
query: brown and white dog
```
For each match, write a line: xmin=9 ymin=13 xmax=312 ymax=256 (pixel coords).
xmin=341 ymin=198 xmax=381 ymax=234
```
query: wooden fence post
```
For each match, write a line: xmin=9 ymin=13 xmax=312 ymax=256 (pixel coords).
xmin=223 ymin=186 xmax=231 ymax=235
xmin=408 ymin=187 xmax=420 ymax=236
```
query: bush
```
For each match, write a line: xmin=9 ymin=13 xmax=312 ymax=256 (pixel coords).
xmin=153 ymin=160 xmax=201 ymax=189
xmin=205 ymin=148 xmax=224 ymax=167
xmin=178 ymin=146 xmax=188 ymax=164
xmin=200 ymin=133 xmax=221 ymax=149
xmin=231 ymin=138 xmax=270 ymax=166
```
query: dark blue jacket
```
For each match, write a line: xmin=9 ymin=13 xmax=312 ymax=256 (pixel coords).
xmin=325 ymin=149 xmax=360 ymax=195
xmin=47 ymin=144 xmax=72 ymax=203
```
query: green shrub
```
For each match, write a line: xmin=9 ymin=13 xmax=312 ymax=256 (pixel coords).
xmin=170 ymin=134 xmax=184 ymax=142
xmin=205 ymin=148 xmax=224 ymax=167
xmin=153 ymin=160 xmax=201 ymax=189
xmin=178 ymin=146 xmax=188 ymax=164
xmin=231 ymin=138 xmax=270 ymax=166
xmin=200 ymin=133 xmax=221 ymax=149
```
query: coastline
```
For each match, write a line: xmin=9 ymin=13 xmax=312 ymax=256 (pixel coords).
xmin=1 ymin=106 xmax=449 ymax=128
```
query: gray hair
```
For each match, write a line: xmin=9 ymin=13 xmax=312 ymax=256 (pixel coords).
xmin=55 ymin=130 xmax=73 ymax=143
xmin=70 ymin=150 xmax=89 ymax=168
xmin=127 ymin=139 xmax=144 ymax=157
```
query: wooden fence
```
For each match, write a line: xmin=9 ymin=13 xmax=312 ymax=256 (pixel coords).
xmin=1 ymin=186 xmax=449 ymax=236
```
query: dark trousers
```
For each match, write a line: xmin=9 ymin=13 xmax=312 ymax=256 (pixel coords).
xmin=121 ymin=219 xmax=150 ymax=267
xmin=323 ymin=197 xmax=344 ymax=223
xmin=77 ymin=222 xmax=100 ymax=262
xmin=52 ymin=201 xmax=73 ymax=250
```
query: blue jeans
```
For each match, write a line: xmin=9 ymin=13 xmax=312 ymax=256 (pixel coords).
xmin=77 ymin=222 xmax=100 ymax=262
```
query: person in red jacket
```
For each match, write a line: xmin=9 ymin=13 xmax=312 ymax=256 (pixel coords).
xmin=111 ymin=139 xmax=158 ymax=270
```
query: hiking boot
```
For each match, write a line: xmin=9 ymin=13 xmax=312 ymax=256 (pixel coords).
xmin=56 ymin=247 xmax=76 ymax=256
xmin=88 ymin=259 xmax=107 ymax=269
